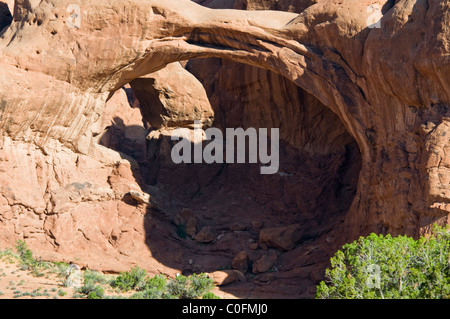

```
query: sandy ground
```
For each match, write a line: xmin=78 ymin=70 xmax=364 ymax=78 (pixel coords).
xmin=0 ymin=250 xmax=233 ymax=299
xmin=0 ymin=257 xmax=79 ymax=299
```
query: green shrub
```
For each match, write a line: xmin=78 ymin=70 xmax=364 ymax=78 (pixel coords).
xmin=110 ymin=266 xmax=148 ymax=292
xmin=128 ymin=272 xmax=215 ymax=299
xmin=166 ymin=274 xmax=190 ymax=298
xmin=75 ymin=265 xmax=216 ymax=299
xmin=15 ymin=240 xmax=36 ymax=270
xmin=316 ymin=225 xmax=450 ymax=299
xmin=129 ymin=274 xmax=169 ymax=299
xmin=87 ymin=286 xmax=105 ymax=299
xmin=15 ymin=240 xmax=47 ymax=276
xmin=78 ymin=280 xmax=96 ymax=295
xmin=202 ymin=292 xmax=221 ymax=299
xmin=78 ymin=269 xmax=110 ymax=298
xmin=58 ymin=289 xmax=67 ymax=297
xmin=167 ymin=273 xmax=214 ymax=299
xmin=83 ymin=269 xmax=112 ymax=285
xmin=130 ymin=287 xmax=165 ymax=299
xmin=141 ymin=274 xmax=167 ymax=291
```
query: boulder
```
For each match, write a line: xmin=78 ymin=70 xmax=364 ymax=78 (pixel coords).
xmin=252 ymin=254 xmax=277 ymax=274
xmin=207 ymin=270 xmax=246 ymax=286
xmin=130 ymin=62 xmax=214 ymax=129
xmin=231 ymin=251 xmax=249 ymax=273
xmin=194 ymin=226 xmax=217 ymax=243
xmin=259 ymin=224 xmax=303 ymax=251
xmin=230 ymin=223 xmax=247 ymax=231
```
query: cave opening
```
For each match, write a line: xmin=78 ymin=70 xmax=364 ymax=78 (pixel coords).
xmin=99 ymin=58 xmax=362 ymax=298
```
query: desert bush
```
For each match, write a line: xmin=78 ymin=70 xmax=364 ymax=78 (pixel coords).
xmin=78 ymin=280 xmax=97 ymax=295
xmin=141 ymin=274 xmax=167 ymax=291
xmin=1 ymin=239 xmax=219 ymax=300
xmin=110 ymin=266 xmax=148 ymax=292
xmin=130 ymin=287 xmax=166 ymax=299
xmin=316 ymin=225 xmax=450 ymax=299
xmin=202 ymin=292 xmax=221 ymax=299
xmin=77 ymin=269 xmax=111 ymax=297
xmin=129 ymin=274 xmax=168 ymax=299
xmin=166 ymin=273 xmax=214 ymax=299
xmin=15 ymin=240 xmax=36 ymax=270
xmin=15 ymin=240 xmax=47 ymax=276
xmin=87 ymin=285 xmax=105 ymax=299
xmin=83 ymin=269 xmax=112 ymax=285
xmin=128 ymin=272 xmax=218 ymax=299
xmin=58 ymin=289 xmax=67 ymax=297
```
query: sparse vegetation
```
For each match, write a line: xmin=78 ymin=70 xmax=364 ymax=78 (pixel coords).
xmin=167 ymin=273 xmax=215 ymax=299
xmin=0 ymin=241 xmax=220 ymax=299
xmin=14 ymin=240 xmax=49 ymax=277
xmin=202 ymin=292 xmax=221 ymax=299
xmin=111 ymin=266 xmax=219 ymax=299
xmin=58 ymin=289 xmax=67 ymax=297
xmin=87 ymin=285 xmax=105 ymax=299
xmin=111 ymin=266 xmax=148 ymax=292
xmin=77 ymin=269 xmax=112 ymax=298
xmin=15 ymin=240 xmax=35 ymax=269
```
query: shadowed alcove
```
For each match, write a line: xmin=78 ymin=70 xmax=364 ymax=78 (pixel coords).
xmin=99 ymin=58 xmax=362 ymax=298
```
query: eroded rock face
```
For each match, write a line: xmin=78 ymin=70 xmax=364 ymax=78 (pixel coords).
xmin=130 ymin=62 xmax=214 ymax=129
xmin=0 ymin=88 xmax=161 ymax=273
xmin=0 ymin=0 xmax=448 ymax=298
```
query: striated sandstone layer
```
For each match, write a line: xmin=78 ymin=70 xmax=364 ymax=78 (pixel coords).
xmin=0 ymin=0 xmax=449 ymax=298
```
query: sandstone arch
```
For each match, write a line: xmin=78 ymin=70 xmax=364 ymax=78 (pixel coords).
xmin=0 ymin=0 xmax=449 ymax=297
